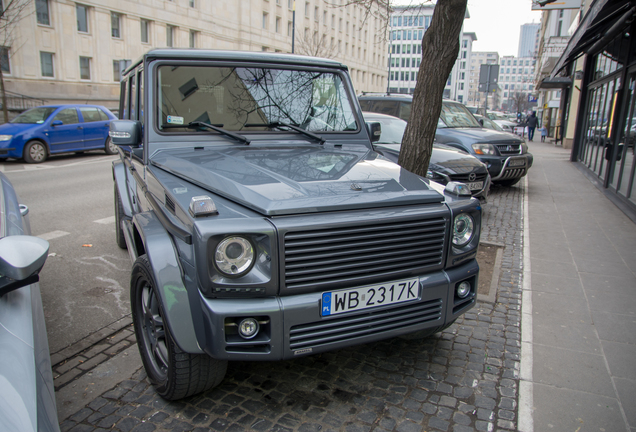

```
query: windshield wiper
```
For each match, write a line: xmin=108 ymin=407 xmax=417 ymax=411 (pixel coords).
xmin=245 ymin=122 xmax=325 ymax=144
xmin=189 ymin=121 xmax=250 ymax=145
xmin=161 ymin=122 xmax=250 ymax=145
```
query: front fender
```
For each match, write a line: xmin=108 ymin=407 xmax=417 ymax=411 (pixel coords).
xmin=112 ymin=160 xmax=132 ymax=217
xmin=133 ymin=211 xmax=203 ymax=354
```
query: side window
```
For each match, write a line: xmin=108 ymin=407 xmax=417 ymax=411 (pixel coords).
xmin=372 ymin=101 xmax=399 ymax=117
xmin=120 ymin=80 xmax=128 ymax=119
xmin=137 ymin=69 xmax=144 ymax=125
xmin=98 ymin=108 xmax=110 ymax=121
xmin=79 ymin=107 xmax=101 ymax=122
xmin=53 ymin=108 xmax=79 ymax=124
xmin=129 ymin=74 xmax=137 ymax=120
xmin=398 ymin=102 xmax=412 ymax=122
xmin=358 ymin=99 xmax=373 ymax=111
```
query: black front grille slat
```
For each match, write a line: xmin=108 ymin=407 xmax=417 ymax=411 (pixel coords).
xmin=285 ymin=242 xmax=444 ymax=270
xmin=289 ymin=300 xmax=443 ymax=349
xmin=285 ymin=223 xmax=446 ymax=249
xmin=286 ymin=254 xmax=441 ymax=284
xmin=449 ymin=173 xmax=488 ymax=182
xmin=285 ymin=249 xmax=443 ymax=278
xmin=286 ymin=230 xmax=445 ymax=256
xmin=285 ymin=219 xmax=445 ymax=241
xmin=496 ymin=144 xmax=522 ymax=155
xmin=283 ymin=216 xmax=447 ymax=290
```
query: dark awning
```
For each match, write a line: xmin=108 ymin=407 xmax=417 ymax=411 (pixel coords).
xmin=551 ymin=0 xmax=635 ymax=77
xmin=538 ymin=76 xmax=573 ymax=89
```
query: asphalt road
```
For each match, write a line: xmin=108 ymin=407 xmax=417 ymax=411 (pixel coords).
xmin=1 ymin=151 xmax=132 ymax=353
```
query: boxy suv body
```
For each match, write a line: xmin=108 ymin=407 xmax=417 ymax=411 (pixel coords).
xmin=110 ymin=49 xmax=481 ymax=400
xmin=358 ymin=93 xmax=533 ymax=186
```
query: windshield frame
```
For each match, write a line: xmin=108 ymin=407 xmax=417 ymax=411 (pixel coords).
xmin=153 ymin=60 xmax=361 ymax=138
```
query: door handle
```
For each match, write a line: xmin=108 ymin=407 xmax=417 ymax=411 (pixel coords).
xmin=77 ymin=126 xmax=83 ymax=130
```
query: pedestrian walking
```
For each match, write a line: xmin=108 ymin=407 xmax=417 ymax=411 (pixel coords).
xmin=540 ymin=125 xmax=548 ymax=142
xmin=526 ymin=111 xmax=539 ymax=141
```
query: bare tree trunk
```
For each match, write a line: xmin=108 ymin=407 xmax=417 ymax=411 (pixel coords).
xmin=397 ymin=0 xmax=467 ymax=178
xmin=0 ymin=71 xmax=7 ymax=124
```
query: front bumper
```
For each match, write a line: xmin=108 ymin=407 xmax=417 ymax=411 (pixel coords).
xmin=197 ymin=259 xmax=478 ymax=361
xmin=480 ymin=154 xmax=534 ymax=181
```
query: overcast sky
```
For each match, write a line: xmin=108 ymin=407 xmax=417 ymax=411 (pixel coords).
xmin=392 ymin=0 xmax=543 ymax=57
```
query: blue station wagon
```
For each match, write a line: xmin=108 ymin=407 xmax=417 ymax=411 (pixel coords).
xmin=0 ymin=104 xmax=117 ymax=163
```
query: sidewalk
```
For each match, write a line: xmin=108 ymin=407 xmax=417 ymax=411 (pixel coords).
xmin=520 ymin=141 xmax=636 ymax=432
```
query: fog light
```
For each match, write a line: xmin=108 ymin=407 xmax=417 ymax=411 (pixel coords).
xmin=457 ymin=281 xmax=471 ymax=298
xmin=238 ymin=318 xmax=259 ymax=339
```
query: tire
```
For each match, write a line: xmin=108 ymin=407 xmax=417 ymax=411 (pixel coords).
xmin=23 ymin=140 xmax=47 ymax=163
xmin=131 ymin=255 xmax=227 ymax=400
xmin=104 ymin=137 xmax=118 ymax=155
xmin=114 ymin=185 xmax=127 ymax=249
xmin=400 ymin=319 xmax=457 ymax=340
xmin=494 ymin=178 xmax=521 ymax=187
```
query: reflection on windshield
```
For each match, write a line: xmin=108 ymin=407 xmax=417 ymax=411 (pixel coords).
xmin=158 ymin=66 xmax=358 ymax=133
xmin=439 ymin=103 xmax=481 ymax=128
xmin=11 ymin=107 xmax=57 ymax=124
xmin=368 ymin=116 xmax=407 ymax=143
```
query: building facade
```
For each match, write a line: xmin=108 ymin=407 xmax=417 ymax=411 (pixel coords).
xmin=499 ymin=55 xmax=536 ymax=112
xmin=2 ymin=0 xmax=388 ymax=112
xmin=517 ymin=23 xmax=540 ymax=58
xmin=467 ymin=51 xmax=499 ymax=110
xmin=387 ymin=5 xmax=473 ymax=103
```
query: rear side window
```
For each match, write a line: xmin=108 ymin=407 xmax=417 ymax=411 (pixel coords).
xmin=370 ymin=100 xmax=399 ymax=117
xmin=53 ymin=108 xmax=79 ymax=124
xmin=98 ymin=109 xmax=110 ymax=121
xmin=398 ymin=102 xmax=411 ymax=122
xmin=79 ymin=107 xmax=101 ymax=122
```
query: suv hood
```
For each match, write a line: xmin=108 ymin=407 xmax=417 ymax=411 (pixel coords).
xmin=150 ymin=145 xmax=444 ymax=216
xmin=438 ymin=127 xmax=523 ymax=143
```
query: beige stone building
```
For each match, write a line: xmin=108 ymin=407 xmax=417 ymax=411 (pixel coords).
xmin=3 ymin=0 xmax=388 ymax=112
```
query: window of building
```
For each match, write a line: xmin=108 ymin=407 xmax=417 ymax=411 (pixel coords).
xmin=40 ymin=52 xmax=54 ymax=77
xmin=276 ymin=16 xmax=281 ymax=32
xmin=263 ymin=12 xmax=268 ymax=29
xmin=79 ymin=56 xmax=91 ymax=80
xmin=305 ymin=2 xmax=309 ymax=17
xmin=36 ymin=0 xmax=50 ymax=26
xmin=111 ymin=12 xmax=121 ymax=38
xmin=189 ymin=30 xmax=197 ymax=47
xmin=314 ymin=6 xmax=319 ymax=21
xmin=0 ymin=47 xmax=9 ymax=73
xmin=462 ymin=40 xmax=468 ymax=48
xmin=77 ymin=4 xmax=88 ymax=33
xmin=288 ymin=21 xmax=292 ymax=36
xmin=166 ymin=25 xmax=175 ymax=47
xmin=288 ymin=0 xmax=293 ymax=9
xmin=190 ymin=0 xmax=195 ymax=7
xmin=113 ymin=60 xmax=121 ymax=81
xmin=141 ymin=19 xmax=150 ymax=43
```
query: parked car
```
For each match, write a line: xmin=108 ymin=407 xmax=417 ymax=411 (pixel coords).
xmin=0 ymin=173 xmax=57 ymax=431
xmin=0 ymin=104 xmax=118 ymax=163
xmin=474 ymin=114 xmax=504 ymax=131
xmin=112 ymin=49 xmax=481 ymax=400
xmin=363 ymin=112 xmax=490 ymax=201
xmin=358 ymin=94 xmax=533 ymax=186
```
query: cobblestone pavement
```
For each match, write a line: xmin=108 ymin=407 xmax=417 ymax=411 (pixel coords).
xmin=58 ymin=184 xmax=525 ymax=432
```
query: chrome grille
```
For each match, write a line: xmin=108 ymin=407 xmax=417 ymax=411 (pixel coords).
xmin=283 ymin=217 xmax=447 ymax=290
xmin=495 ymin=144 xmax=522 ymax=155
xmin=289 ymin=299 xmax=443 ymax=349
xmin=449 ymin=172 xmax=488 ymax=183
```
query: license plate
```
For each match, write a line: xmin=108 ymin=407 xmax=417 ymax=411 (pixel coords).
xmin=321 ymin=278 xmax=419 ymax=316
xmin=509 ymin=158 xmax=525 ymax=167
xmin=467 ymin=181 xmax=483 ymax=191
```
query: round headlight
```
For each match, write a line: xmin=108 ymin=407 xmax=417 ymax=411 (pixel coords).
xmin=215 ymin=236 xmax=254 ymax=276
xmin=452 ymin=214 xmax=474 ymax=247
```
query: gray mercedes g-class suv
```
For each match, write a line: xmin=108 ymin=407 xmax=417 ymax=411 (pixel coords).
xmin=110 ymin=49 xmax=481 ymax=400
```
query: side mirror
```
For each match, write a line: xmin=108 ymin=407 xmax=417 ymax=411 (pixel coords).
xmin=52 ymin=120 xmax=63 ymax=126
xmin=478 ymin=119 xmax=484 ymax=127
xmin=0 ymin=235 xmax=49 ymax=297
xmin=110 ymin=120 xmax=142 ymax=147
xmin=367 ymin=122 xmax=382 ymax=143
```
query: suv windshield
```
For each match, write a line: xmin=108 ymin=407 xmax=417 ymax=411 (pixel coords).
xmin=11 ymin=107 xmax=57 ymax=124
xmin=439 ymin=102 xmax=481 ymax=128
xmin=158 ymin=65 xmax=358 ymax=133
